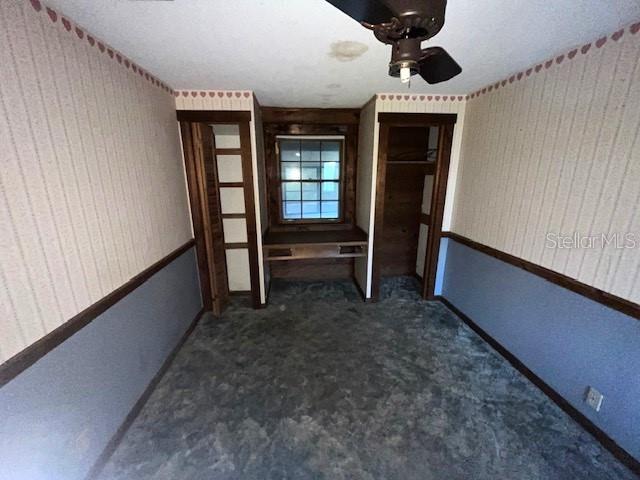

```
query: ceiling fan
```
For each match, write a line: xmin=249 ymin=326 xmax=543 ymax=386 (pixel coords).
xmin=326 ymin=0 xmax=461 ymax=84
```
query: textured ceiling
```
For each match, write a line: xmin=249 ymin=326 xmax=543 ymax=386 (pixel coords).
xmin=45 ymin=0 xmax=640 ymax=107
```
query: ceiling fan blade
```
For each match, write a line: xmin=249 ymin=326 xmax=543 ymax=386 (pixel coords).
xmin=325 ymin=0 xmax=394 ymax=25
xmin=418 ymin=46 xmax=462 ymax=84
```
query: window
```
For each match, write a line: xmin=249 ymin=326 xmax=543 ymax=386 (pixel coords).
xmin=277 ymin=137 xmax=343 ymax=221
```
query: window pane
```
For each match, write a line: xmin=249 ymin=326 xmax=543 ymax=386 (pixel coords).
xmin=212 ymin=124 xmax=240 ymax=149
xmin=278 ymin=137 xmax=343 ymax=222
xmin=302 ymin=182 xmax=320 ymax=201
xmin=321 ymin=201 xmax=339 ymax=219
xmin=321 ymin=141 xmax=341 ymax=162
xmin=321 ymin=181 xmax=339 ymax=200
xmin=282 ymin=163 xmax=301 ymax=180
xmin=301 ymin=140 xmax=321 ymax=162
xmin=322 ymin=162 xmax=340 ymax=180
xmin=301 ymin=162 xmax=321 ymax=180
xmin=302 ymin=201 xmax=321 ymax=218
xmin=283 ymin=182 xmax=301 ymax=201
xmin=283 ymin=201 xmax=302 ymax=219
xmin=280 ymin=140 xmax=300 ymax=162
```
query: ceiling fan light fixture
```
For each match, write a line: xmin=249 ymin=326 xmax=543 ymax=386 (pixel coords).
xmin=400 ymin=65 xmax=411 ymax=83
xmin=389 ymin=60 xmax=418 ymax=82
xmin=326 ymin=0 xmax=462 ymax=84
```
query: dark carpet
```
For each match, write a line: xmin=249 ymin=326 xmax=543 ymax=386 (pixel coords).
xmin=99 ymin=277 xmax=635 ymax=480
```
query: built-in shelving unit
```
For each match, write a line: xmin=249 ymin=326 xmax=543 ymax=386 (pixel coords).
xmin=263 ymin=228 xmax=368 ymax=261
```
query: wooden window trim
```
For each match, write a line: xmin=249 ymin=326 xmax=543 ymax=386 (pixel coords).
xmin=262 ymin=111 xmax=359 ymax=232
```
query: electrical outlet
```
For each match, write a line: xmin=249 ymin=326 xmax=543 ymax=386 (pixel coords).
xmin=585 ymin=386 xmax=604 ymax=412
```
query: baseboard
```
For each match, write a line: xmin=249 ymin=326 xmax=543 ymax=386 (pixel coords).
xmin=435 ymin=296 xmax=640 ymax=476
xmin=85 ymin=307 xmax=206 ymax=480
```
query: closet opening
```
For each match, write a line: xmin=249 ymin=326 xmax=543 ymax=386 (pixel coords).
xmin=371 ymin=113 xmax=456 ymax=300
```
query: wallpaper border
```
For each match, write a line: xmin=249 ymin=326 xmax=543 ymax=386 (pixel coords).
xmin=376 ymin=93 xmax=466 ymax=102
xmin=467 ymin=20 xmax=640 ymax=100
xmin=175 ymin=90 xmax=253 ymax=99
xmin=26 ymin=0 xmax=175 ymax=96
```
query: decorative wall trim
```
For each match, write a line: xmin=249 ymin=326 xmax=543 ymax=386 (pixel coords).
xmin=176 ymin=90 xmax=252 ymax=99
xmin=467 ymin=20 xmax=640 ymax=100
xmin=442 ymin=232 xmax=640 ymax=321
xmin=85 ymin=306 xmax=206 ymax=480
xmin=26 ymin=0 xmax=174 ymax=95
xmin=0 ymin=240 xmax=196 ymax=387
xmin=437 ymin=296 xmax=640 ymax=475
xmin=174 ymin=90 xmax=254 ymax=111
xmin=377 ymin=93 xmax=466 ymax=102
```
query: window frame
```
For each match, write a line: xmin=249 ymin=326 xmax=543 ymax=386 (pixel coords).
xmin=276 ymin=135 xmax=346 ymax=224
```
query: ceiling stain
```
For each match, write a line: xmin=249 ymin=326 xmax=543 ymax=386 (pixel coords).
xmin=328 ymin=41 xmax=368 ymax=62
xmin=326 ymin=83 xmax=341 ymax=89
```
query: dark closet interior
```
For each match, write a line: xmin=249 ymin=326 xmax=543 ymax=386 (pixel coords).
xmin=379 ymin=126 xmax=437 ymax=278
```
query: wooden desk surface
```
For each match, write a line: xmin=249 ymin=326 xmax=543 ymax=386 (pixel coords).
xmin=263 ymin=228 xmax=368 ymax=248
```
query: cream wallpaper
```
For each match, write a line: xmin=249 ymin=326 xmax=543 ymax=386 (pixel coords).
xmin=0 ymin=0 xmax=192 ymax=363
xmin=453 ymin=22 xmax=640 ymax=304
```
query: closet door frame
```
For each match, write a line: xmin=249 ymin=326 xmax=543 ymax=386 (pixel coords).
xmin=178 ymin=110 xmax=261 ymax=311
xmin=372 ymin=113 xmax=456 ymax=301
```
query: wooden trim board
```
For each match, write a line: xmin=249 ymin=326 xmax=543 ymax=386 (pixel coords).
xmin=370 ymin=113 xmax=456 ymax=301
xmin=378 ymin=112 xmax=457 ymax=125
xmin=180 ymin=122 xmax=214 ymax=312
xmin=422 ymin=123 xmax=454 ymax=299
xmin=176 ymin=110 xmax=251 ymax=123
xmin=441 ymin=232 xmax=640 ymax=321
xmin=238 ymin=121 xmax=262 ymax=309
xmin=371 ymin=122 xmax=390 ymax=299
xmin=261 ymin=107 xmax=360 ymax=125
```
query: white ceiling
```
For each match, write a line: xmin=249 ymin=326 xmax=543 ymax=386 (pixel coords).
xmin=46 ymin=0 xmax=640 ymax=107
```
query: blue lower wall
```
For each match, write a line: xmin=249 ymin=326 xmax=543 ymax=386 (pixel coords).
xmin=438 ymin=238 xmax=640 ymax=460
xmin=0 ymin=247 xmax=202 ymax=480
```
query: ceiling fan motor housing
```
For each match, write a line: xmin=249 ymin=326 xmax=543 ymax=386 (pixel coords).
xmin=388 ymin=38 xmax=421 ymax=78
xmin=326 ymin=0 xmax=461 ymax=84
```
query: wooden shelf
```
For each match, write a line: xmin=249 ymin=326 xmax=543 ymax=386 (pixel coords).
xmin=263 ymin=227 xmax=368 ymax=261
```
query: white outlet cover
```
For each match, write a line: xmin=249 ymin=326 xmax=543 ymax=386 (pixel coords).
xmin=585 ymin=386 xmax=604 ymax=412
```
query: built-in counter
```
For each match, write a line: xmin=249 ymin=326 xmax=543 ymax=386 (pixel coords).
xmin=263 ymin=228 xmax=368 ymax=262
